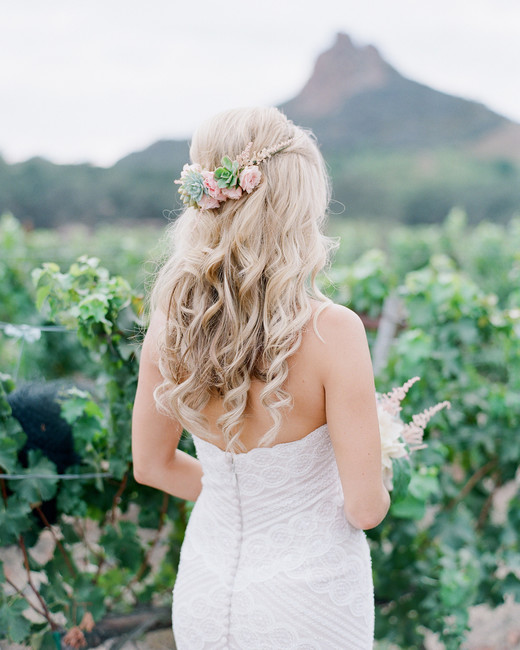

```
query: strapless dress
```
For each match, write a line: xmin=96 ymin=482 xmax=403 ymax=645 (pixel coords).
xmin=172 ymin=424 xmax=374 ymax=649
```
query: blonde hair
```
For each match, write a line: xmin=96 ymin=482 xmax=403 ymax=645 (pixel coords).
xmin=150 ymin=107 xmax=337 ymax=451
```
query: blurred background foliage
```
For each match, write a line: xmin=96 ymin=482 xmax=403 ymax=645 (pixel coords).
xmin=1 ymin=209 xmax=519 ymax=648
xmin=1 ymin=147 xmax=519 ymax=229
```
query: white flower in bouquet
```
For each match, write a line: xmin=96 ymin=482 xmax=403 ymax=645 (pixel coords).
xmin=377 ymin=406 xmax=408 ymax=490
xmin=377 ymin=377 xmax=450 ymax=491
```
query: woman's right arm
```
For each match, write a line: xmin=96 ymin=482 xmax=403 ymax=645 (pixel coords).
xmin=318 ymin=304 xmax=390 ymax=530
xmin=132 ymin=309 xmax=203 ymax=501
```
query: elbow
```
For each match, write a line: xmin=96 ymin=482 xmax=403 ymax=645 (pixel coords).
xmin=345 ymin=489 xmax=391 ymax=531
xmin=133 ymin=462 xmax=151 ymax=486
xmin=348 ymin=511 xmax=387 ymax=531
xmin=132 ymin=455 xmax=157 ymax=487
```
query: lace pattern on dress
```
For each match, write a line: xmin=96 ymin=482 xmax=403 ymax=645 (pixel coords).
xmin=172 ymin=425 xmax=374 ymax=650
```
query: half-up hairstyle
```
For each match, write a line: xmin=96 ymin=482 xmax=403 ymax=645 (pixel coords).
xmin=150 ymin=107 xmax=337 ymax=451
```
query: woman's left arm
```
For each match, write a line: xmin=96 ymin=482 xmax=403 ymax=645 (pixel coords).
xmin=132 ymin=309 xmax=203 ymax=501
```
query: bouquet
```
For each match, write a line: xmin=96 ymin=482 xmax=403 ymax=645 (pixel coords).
xmin=377 ymin=377 xmax=450 ymax=492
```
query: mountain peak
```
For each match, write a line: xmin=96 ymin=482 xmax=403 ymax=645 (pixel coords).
xmin=281 ymin=32 xmax=513 ymax=154
xmin=283 ymin=32 xmax=399 ymax=121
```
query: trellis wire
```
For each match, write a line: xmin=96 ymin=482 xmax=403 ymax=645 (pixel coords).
xmin=0 ymin=321 xmax=71 ymax=332
xmin=0 ymin=472 xmax=112 ymax=480
xmin=0 ymin=320 xmax=74 ymax=381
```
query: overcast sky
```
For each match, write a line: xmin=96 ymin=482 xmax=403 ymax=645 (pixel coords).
xmin=2 ymin=0 xmax=520 ymax=166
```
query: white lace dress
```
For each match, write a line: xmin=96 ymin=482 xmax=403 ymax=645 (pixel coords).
xmin=172 ymin=424 xmax=374 ymax=649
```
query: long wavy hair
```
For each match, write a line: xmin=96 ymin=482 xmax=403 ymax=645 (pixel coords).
xmin=150 ymin=107 xmax=337 ymax=451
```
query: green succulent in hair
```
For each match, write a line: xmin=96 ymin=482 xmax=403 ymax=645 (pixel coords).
xmin=177 ymin=166 xmax=205 ymax=207
xmin=214 ymin=156 xmax=240 ymax=189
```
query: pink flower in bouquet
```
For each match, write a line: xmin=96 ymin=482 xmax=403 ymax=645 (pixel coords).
xmin=377 ymin=377 xmax=450 ymax=491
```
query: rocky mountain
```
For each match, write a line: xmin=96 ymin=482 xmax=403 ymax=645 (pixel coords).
xmin=280 ymin=33 xmax=520 ymax=156
xmin=2 ymin=33 xmax=519 ymax=227
xmin=111 ymin=32 xmax=520 ymax=163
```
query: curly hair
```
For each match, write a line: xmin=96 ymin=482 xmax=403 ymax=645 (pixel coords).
xmin=150 ymin=107 xmax=337 ymax=451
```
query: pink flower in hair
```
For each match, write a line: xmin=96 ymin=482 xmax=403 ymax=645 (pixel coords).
xmin=222 ymin=186 xmax=243 ymax=200
xmin=199 ymin=194 xmax=221 ymax=210
xmin=202 ymin=171 xmax=226 ymax=201
xmin=239 ymin=165 xmax=262 ymax=193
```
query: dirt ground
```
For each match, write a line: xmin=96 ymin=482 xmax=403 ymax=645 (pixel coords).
xmin=2 ymin=601 xmax=520 ymax=650
xmin=2 ymin=522 xmax=520 ymax=649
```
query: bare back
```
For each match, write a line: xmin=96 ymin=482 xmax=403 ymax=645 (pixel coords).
xmin=134 ymin=296 xmax=389 ymax=530
xmin=200 ymin=300 xmax=330 ymax=451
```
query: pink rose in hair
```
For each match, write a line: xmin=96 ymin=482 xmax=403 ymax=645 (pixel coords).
xmin=202 ymin=171 xmax=226 ymax=200
xmin=239 ymin=166 xmax=262 ymax=193
xmin=199 ymin=194 xmax=221 ymax=210
xmin=222 ymin=186 xmax=243 ymax=200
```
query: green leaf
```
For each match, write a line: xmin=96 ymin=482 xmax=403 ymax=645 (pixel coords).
xmin=99 ymin=521 xmax=143 ymax=572
xmin=390 ymin=493 xmax=426 ymax=520
xmin=35 ymin=284 xmax=52 ymax=310
xmin=43 ymin=262 xmax=61 ymax=273
xmin=109 ymin=457 xmax=129 ymax=480
xmin=56 ymin=480 xmax=88 ymax=517
xmin=60 ymin=394 xmax=89 ymax=423
xmin=500 ymin=572 xmax=520 ymax=600
xmin=30 ymin=630 xmax=63 ymax=650
xmin=0 ymin=496 xmax=32 ymax=545
xmin=40 ymin=556 xmax=71 ymax=607
xmin=79 ymin=293 xmax=109 ymax=322
xmin=439 ymin=549 xmax=480 ymax=609
xmin=96 ymin=567 xmax=128 ymax=599
xmin=0 ymin=436 xmax=22 ymax=473
xmin=408 ymin=471 xmax=439 ymax=501
xmin=391 ymin=456 xmax=412 ymax=501
xmin=84 ymin=400 xmax=104 ymax=418
xmin=31 ymin=267 xmax=44 ymax=286
xmin=0 ymin=599 xmax=31 ymax=643
xmin=0 ymin=373 xmax=16 ymax=396
xmin=72 ymin=574 xmax=107 ymax=620
xmin=12 ymin=451 xmax=58 ymax=504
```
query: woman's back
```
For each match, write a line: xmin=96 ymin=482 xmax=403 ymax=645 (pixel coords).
xmin=198 ymin=299 xmax=327 ymax=451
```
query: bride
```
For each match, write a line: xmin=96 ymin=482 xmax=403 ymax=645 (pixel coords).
xmin=132 ymin=106 xmax=390 ymax=649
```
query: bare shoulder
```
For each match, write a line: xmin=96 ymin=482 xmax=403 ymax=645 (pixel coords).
xmin=303 ymin=302 xmax=371 ymax=386
xmin=147 ymin=306 xmax=168 ymax=334
xmin=317 ymin=302 xmax=364 ymax=336
xmin=141 ymin=307 xmax=168 ymax=366
xmin=307 ymin=301 xmax=366 ymax=350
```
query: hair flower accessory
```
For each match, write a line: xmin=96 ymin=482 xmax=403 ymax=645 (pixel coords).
xmin=176 ymin=164 xmax=205 ymax=208
xmin=239 ymin=166 xmax=262 ymax=194
xmin=214 ymin=156 xmax=240 ymax=189
xmin=175 ymin=137 xmax=293 ymax=210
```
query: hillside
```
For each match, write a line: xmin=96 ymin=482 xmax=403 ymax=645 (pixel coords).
xmin=281 ymin=33 xmax=520 ymax=156
xmin=1 ymin=33 xmax=519 ymax=227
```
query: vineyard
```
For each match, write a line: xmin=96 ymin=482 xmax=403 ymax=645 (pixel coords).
xmin=1 ymin=210 xmax=519 ymax=649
